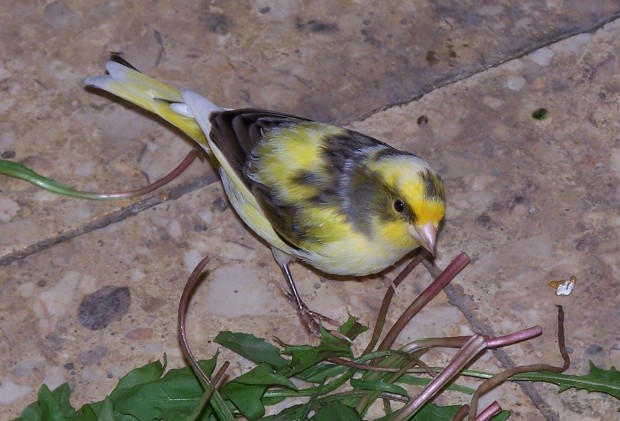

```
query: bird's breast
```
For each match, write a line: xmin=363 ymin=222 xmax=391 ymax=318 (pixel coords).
xmin=297 ymin=234 xmax=414 ymax=277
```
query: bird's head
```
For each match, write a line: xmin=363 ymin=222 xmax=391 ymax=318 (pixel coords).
xmin=361 ymin=150 xmax=446 ymax=256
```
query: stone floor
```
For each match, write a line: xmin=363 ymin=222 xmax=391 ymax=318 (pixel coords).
xmin=1 ymin=1 xmax=619 ymax=420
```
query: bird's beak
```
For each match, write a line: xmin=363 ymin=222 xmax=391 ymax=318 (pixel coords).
xmin=410 ymin=222 xmax=437 ymax=256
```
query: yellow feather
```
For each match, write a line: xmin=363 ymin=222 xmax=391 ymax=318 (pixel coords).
xmin=86 ymin=62 xmax=208 ymax=146
xmin=415 ymin=200 xmax=446 ymax=226
xmin=218 ymin=170 xmax=292 ymax=253
xmin=375 ymin=219 xmax=415 ymax=249
xmin=253 ymin=123 xmax=345 ymax=205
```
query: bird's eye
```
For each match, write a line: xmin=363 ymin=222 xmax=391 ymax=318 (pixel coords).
xmin=393 ymin=199 xmax=405 ymax=213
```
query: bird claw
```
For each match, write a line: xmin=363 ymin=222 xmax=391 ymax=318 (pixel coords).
xmin=273 ymin=281 xmax=346 ymax=339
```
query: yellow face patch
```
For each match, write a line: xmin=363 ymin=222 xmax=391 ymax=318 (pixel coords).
xmin=414 ymin=199 xmax=445 ymax=226
xmin=370 ymin=153 xmax=445 ymax=226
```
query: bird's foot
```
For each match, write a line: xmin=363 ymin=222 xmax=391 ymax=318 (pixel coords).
xmin=274 ymin=282 xmax=346 ymax=339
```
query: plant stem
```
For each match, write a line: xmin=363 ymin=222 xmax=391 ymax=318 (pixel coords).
xmin=392 ymin=334 xmax=488 ymax=421
xmin=177 ymin=256 xmax=234 ymax=421
xmin=467 ymin=306 xmax=569 ymax=420
xmin=0 ymin=148 xmax=202 ymax=199
xmin=379 ymin=252 xmax=471 ymax=351
xmin=364 ymin=252 xmax=428 ymax=354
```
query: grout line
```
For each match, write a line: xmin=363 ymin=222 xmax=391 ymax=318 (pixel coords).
xmin=358 ymin=12 xmax=620 ymax=123
xmin=6 ymin=14 xmax=619 ymax=268
xmin=0 ymin=172 xmax=219 ymax=267
xmin=444 ymin=284 xmax=560 ymax=421
xmin=359 ymin=13 xmax=619 ymax=418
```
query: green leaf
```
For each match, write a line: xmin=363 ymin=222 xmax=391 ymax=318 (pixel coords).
xmin=261 ymin=402 xmax=308 ymax=421
xmin=279 ymin=327 xmax=353 ymax=376
xmin=19 ymin=329 xmax=617 ymax=421
xmin=48 ymin=383 xmax=75 ymax=418
xmin=17 ymin=383 xmax=87 ymax=421
xmin=109 ymin=359 xmax=165 ymax=398
xmin=318 ymin=326 xmax=355 ymax=355
xmin=111 ymin=358 xmax=217 ymax=420
xmin=95 ymin=398 xmax=116 ymax=421
xmin=314 ymin=401 xmax=362 ymax=421
xmin=221 ymin=363 xmax=297 ymax=420
xmin=413 ymin=403 xmax=509 ymax=421
xmin=513 ymin=361 xmax=620 ymax=401
xmin=214 ymin=331 xmax=289 ymax=368
xmin=373 ymin=403 xmax=510 ymax=421
xmin=0 ymin=159 xmax=106 ymax=200
xmin=262 ymin=393 xmax=366 ymax=421
xmin=261 ymin=394 xmax=287 ymax=407
xmin=222 ymin=382 xmax=267 ymax=420
xmin=491 ymin=410 xmax=511 ymax=421
xmin=15 ymin=358 xmax=226 ymax=421
xmin=339 ymin=314 xmax=368 ymax=341
xmin=297 ymin=362 xmax=348 ymax=383
xmin=349 ymin=378 xmax=409 ymax=397
xmin=234 ymin=363 xmax=297 ymax=389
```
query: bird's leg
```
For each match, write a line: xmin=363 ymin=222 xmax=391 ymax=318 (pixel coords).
xmin=272 ymin=248 xmax=339 ymax=336
xmin=277 ymin=263 xmax=320 ymax=335
xmin=275 ymin=263 xmax=340 ymax=336
xmin=279 ymin=263 xmax=305 ymax=311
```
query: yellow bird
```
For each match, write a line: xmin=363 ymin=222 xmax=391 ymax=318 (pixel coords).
xmin=86 ymin=57 xmax=446 ymax=330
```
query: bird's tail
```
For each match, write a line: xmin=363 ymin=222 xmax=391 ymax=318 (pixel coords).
xmin=85 ymin=59 xmax=221 ymax=148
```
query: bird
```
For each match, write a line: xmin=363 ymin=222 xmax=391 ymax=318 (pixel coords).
xmin=85 ymin=56 xmax=446 ymax=333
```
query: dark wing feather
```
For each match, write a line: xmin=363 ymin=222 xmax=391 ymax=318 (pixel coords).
xmin=251 ymin=182 xmax=304 ymax=249
xmin=209 ymin=109 xmax=313 ymax=248
xmin=209 ymin=109 xmax=310 ymax=188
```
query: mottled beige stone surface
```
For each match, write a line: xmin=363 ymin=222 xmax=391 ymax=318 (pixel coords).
xmin=351 ymin=20 xmax=620 ymax=419
xmin=1 ymin=0 xmax=620 ymax=420
xmin=2 ymin=0 xmax=620 ymax=258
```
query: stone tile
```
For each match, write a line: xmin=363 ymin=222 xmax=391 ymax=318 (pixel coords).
xmin=352 ymin=18 xmax=620 ymax=420
xmin=2 ymin=0 xmax=619 ymax=257
xmin=1 ymin=1 xmax=619 ymax=419
xmin=3 ymin=183 xmax=535 ymax=418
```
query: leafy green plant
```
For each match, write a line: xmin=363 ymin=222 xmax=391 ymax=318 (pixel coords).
xmin=13 ymin=315 xmax=619 ymax=420
xmin=12 ymin=252 xmax=620 ymax=421
xmin=4 ymin=156 xmax=619 ymax=420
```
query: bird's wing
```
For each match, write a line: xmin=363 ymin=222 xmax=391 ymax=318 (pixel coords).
xmin=211 ymin=109 xmax=318 ymax=249
xmin=207 ymin=109 xmax=385 ymax=250
xmin=180 ymin=91 xmax=305 ymax=251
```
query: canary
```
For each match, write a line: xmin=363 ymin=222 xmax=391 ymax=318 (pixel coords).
xmin=86 ymin=57 xmax=445 ymax=329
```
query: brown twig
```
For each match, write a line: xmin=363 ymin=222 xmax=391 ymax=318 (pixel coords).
xmin=452 ymin=404 xmax=470 ymax=421
xmin=486 ymin=326 xmax=542 ymax=348
xmin=378 ymin=252 xmax=471 ymax=351
xmin=188 ymin=361 xmax=231 ymax=420
xmin=356 ymin=253 xmax=470 ymax=415
xmin=363 ymin=252 xmax=428 ymax=354
xmin=392 ymin=334 xmax=488 ymax=421
xmin=177 ymin=255 xmax=214 ymax=387
xmin=475 ymin=401 xmax=502 ymax=421
xmin=95 ymin=148 xmax=203 ymax=198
